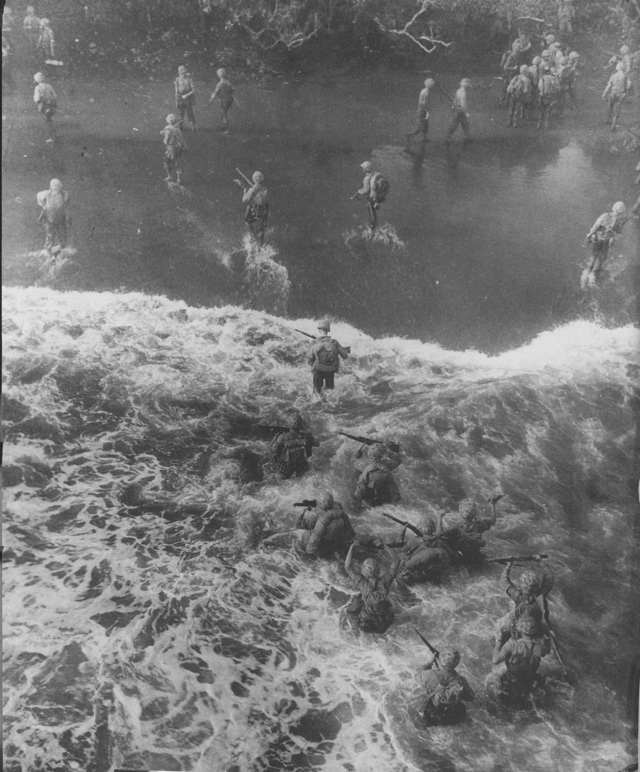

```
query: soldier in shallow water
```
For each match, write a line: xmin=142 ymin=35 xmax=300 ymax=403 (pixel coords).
xmin=417 ymin=648 xmax=475 ymax=726
xmin=270 ymin=412 xmax=318 ymax=479
xmin=344 ymin=540 xmax=400 ymax=633
xmin=36 ymin=178 xmax=70 ymax=257
xmin=307 ymin=320 xmax=350 ymax=396
xmin=296 ymin=492 xmax=355 ymax=557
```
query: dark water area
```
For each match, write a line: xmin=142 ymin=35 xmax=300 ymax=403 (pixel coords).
xmin=2 ymin=58 xmax=639 ymax=353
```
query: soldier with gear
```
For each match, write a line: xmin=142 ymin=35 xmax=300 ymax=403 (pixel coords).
xmin=36 ymin=179 xmax=70 ymax=258
xmin=441 ymin=495 xmax=502 ymax=566
xmin=37 ymin=17 xmax=55 ymax=61
xmin=209 ymin=68 xmax=235 ymax=130
xmin=270 ymin=412 xmax=318 ymax=479
xmin=160 ymin=113 xmax=187 ymax=184
xmin=491 ymin=615 xmax=548 ymax=706
xmin=602 ymin=61 xmax=631 ymax=131
xmin=353 ymin=442 xmax=402 ymax=508
xmin=33 ymin=71 xmax=57 ymax=142
xmin=235 ymin=170 xmax=269 ymax=246
xmin=407 ymin=78 xmax=436 ymax=145
xmin=507 ymin=64 xmax=533 ymax=127
xmin=494 ymin=559 xmax=555 ymax=649
xmin=174 ymin=64 xmax=196 ymax=132
xmin=296 ymin=492 xmax=355 ymax=558
xmin=537 ymin=66 xmax=560 ymax=130
xmin=500 ymin=41 xmax=522 ymax=106
xmin=416 ymin=648 xmax=475 ymax=727
xmin=351 ymin=161 xmax=388 ymax=232
xmin=395 ymin=511 xmax=452 ymax=585
xmin=307 ymin=320 xmax=350 ymax=396
xmin=445 ymin=79 xmax=472 ymax=144
xmin=23 ymin=6 xmax=40 ymax=56
xmin=585 ymin=201 xmax=627 ymax=275
xmin=344 ymin=541 xmax=400 ymax=633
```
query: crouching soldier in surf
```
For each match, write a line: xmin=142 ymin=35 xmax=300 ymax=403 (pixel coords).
xmin=353 ymin=442 xmax=401 ymax=508
xmin=296 ymin=492 xmax=355 ymax=558
xmin=440 ymin=495 xmax=503 ymax=566
xmin=494 ymin=559 xmax=555 ymax=652
xmin=344 ymin=540 xmax=400 ymax=634
xmin=270 ymin=412 xmax=318 ymax=479
xmin=416 ymin=647 xmax=475 ymax=727
xmin=386 ymin=511 xmax=452 ymax=585
xmin=489 ymin=615 xmax=548 ymax=707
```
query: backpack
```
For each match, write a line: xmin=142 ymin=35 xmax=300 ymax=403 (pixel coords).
xmin=370 ymin=173 xmax=390 ymax=205
xmin=506 ymin=639 xmax=535 ymax=675
xmin=315 ymin=341 xmax=338 ymax=369
xmin=431 ymin=677 xmax=464 ymax=708
xmin=512 ymin=76 xmax=531 ymax=98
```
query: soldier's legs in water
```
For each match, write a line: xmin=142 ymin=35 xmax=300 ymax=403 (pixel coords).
xmin=187 ymin=101 xmax=196 ymax=130
xmin=367 ymin=201 xmax=377 ymax=230
xmin=312 ymin=371 xmax=324 ymax=395
xmin=175 ymin=156 xmax=183 ymax=184
xmin=611 ymin=97 xmax=623 ymax=129
xmin=164 ymin=154 xmax=175 ymax=181
xmin=43 ymin=220 xmax=54 ymax=255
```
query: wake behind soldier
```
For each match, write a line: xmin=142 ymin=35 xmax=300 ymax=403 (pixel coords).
xmin=307 ymin=319 xmax=350 ymax=396
xmin=407 ymin=78 xmax=436 ymax=145
xmin=234 ymin=170 xmax=269 ymax=247
xmin=351 ymin=161 xmax=389 ymax=232
xmin=33 ymin=71 xmax=56 ymax=142
xmin=160 ymin=113 xmax=187 ymax=184
xmin=416 ymin=648 xmax=475 ymax=727
xmin=270 ymin=412 xmax=318 ymax=479
xmin=174 ymin=64 xmax=196 ymax=132
xmin=36 ymin=178 xmax=70 ymax=258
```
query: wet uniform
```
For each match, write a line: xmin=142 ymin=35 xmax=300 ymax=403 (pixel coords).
xmin=37 ymin=186 xmax=70 ymax=255
xmin=297 ymin=504 xmax=354 ymax=556
xmin=307 ymin=334 xmax=349 ymax=394
xmin=243 ymin=182 xmax=269 ymax=246
xmin=417 ymin=667 xmax=475 ymax=726
xmin=346 ymin=571 xmax=395 ymax=633
xmin=270 ymin=427 xmax=315 ymax=478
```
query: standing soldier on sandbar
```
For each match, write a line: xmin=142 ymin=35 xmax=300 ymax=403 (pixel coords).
xmin=37 ymin=17 xmax=55 ymax=62
xmin=33 ymin=71 xmax=56 ymax=142
xmin=234 ymin=170 xmax=269 ymax=246
xmin=36 ymin=178 xmax=70 ymax=259
xmin=445 ymin=79 xmax=472 ymax=144
xmin=209 ymin=68 xmax=235 ymax=131
xmin=160 ymin=113 xmax=187 ymax=185
xmin=174 ymin=64 xmax=196 ymax=132
xmin=407 ymin=78 xmax=436 ymax=145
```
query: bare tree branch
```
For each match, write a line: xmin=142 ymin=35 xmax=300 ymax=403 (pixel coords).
xmin=240 ymin=1 xmax=321 ymax=50
xmin=372 ymin=1 xmax=452 ymax=55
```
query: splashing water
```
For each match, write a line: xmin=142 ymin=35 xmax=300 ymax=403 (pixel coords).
xmin=2 ymin=286 xmax=638 ymax=772
xmin=240 ymin=236 xmax=291 ymax=315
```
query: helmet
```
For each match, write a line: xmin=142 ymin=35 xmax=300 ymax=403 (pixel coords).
xmin=360 ymin=161 xmax=373 ymax=172
xmin=612 ymin=201 xmax=626 ymax=215
xmin=620 ymin=45 xmax=630 ymax=55
xmin=50 ymin=178 xmax=63 ymax=190
xmin=217 ymin=68 xmax=227 ymax=78
xmin=518 ymin=570 xmax=539 ymax=593
xmin=361 ymin=558 xmax=379 ymax=579
xmin=317 ymin=319 xmax=330 ymax=332
xmin=424 ymin=78 xmax=436 ymax=87
xmin=287 ymin=412 xmax=304 ymax=431
xmin=512 ymin=40 xmax=522 ymax=51
xmin=27 ymin=6 xmax=35 ymax=13
xmin=559 ymin=56 xmax=568 ymax=66
xmin=178 ymin=65 xmax=187 ymax=73
xmin=319 ymin=492 xmax=334 ymax=510
xmin=440 ymin=649 xmax=460 ymax=669
xmin=541 ymin=49 xmax=550 ymax=59
xmin=460 ymin=78 xmax=471 ymax=87
xmin=458 ymin=499 xmax=477 ymax=520
xmin=40 ymin=17 xmax=50 ymax=25
xmin=166 ymin=113 xmax=178 ymax=124
xmin=34 ymin=71 xmax=45 ymax=83
xmin=252 ymin=171 xmax=264 ymax=183
xmin=568 ymin=51 xmax=579 ymax=60
xmin=532 ymin=56 xmax=542 ymax=65
xmin=516 ymin=615 xmax=537 ymax=636
xmin=370 ymin=443 xmax=387 ymax=461
xmin=545 ymin=33 xmax=555 ymax=44
xmin=520 ymin=65 xmax=529 ymax=74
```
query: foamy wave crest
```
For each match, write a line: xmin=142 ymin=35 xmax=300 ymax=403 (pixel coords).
xmin=2 ymin=286 xmax=637 ymax=772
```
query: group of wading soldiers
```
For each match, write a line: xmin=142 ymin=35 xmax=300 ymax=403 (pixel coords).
xmin=264 ymin=391 xmax=559 ymax=725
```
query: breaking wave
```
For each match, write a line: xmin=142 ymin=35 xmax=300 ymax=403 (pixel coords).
xmin=2 ymin=286 xmax=638 ymax=772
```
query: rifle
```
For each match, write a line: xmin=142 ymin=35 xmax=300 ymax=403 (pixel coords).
xmin=295 ymin=328 xmax=316 ymax=340
xmin=434 ymin=80 xmax=454 ymax=102
xmin=235 ymin=167 xmax=252 ymax=187
xmin=37 ymin=208 xmax=46 ymax=224
xmin=340 ymin=431 xmax=400 ymax=454
xmin=294 ymin=500 xmax=317 ymax=508
xmin=256 ymin=424 xmax=289 ymax=434
xmin=381 ymin=512 xmax=423 ymax=538
xmin=487 ymin=554 xmax=548 ymax=564
xmin=414 ymin=628 xmax=440 ymax=660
